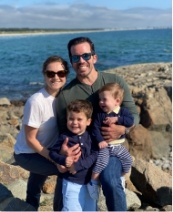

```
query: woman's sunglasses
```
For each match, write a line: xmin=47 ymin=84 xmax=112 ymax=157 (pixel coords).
xmin=71 ymin=53 xmax=94 ymax=63
xmin=44 ymin=70 xmax=67 ymax=78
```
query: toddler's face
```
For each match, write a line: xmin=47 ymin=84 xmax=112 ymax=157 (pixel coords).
xmin=99 ymin=91 xmax=120 ymax=113
xmin=67 ymin=111 xmax=91 ymax=135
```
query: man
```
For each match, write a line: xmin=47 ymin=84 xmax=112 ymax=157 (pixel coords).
xmin=55 ymin=36 xmax=139 ymax=211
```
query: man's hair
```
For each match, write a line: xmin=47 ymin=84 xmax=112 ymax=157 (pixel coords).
xmin=99 ymin=83 xmax=124 ymax=103
xmin=67 ymin=37 xmax=95 ymax=63
xmin=67 ymin=99 xmax=93 ymax=119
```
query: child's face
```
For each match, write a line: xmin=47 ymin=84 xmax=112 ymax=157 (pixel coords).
xmin=99 ymin=91 xmax=120 ymax=113
xmin=67 ymin=111 xmax=91 ymax=135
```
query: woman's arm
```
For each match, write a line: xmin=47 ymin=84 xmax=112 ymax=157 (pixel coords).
xmin=25 ymin=125 xmax=50 ymax=159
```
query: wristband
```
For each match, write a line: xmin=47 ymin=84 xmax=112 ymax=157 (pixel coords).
xmin=125 ymin=128 xmax=130 ymax=134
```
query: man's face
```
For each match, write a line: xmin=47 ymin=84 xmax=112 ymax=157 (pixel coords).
xmin=70 ymin=42 xmax=97 ymax=79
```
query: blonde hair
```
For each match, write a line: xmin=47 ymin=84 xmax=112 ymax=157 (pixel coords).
xmin=67 ymin=99 xmax=93 ymax=119
xmin=99 ymin=83 xmax=124 ymax=103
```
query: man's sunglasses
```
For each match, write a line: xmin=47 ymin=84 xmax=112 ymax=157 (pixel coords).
xmin=71 ymin=53 xmax=94 ymax=63
xmin=44 ymin=70 xmax=67 ymax=78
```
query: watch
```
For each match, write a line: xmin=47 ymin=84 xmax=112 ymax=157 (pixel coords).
xmin=125 ymin=128 xmax=130 ymax=134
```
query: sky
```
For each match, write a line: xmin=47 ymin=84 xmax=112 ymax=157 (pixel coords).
xmin=0 ymin=0 xmax=172 ymax=29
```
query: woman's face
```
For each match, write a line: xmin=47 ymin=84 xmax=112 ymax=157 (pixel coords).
xmin=44 ymin=61 xmax=67 ymax=96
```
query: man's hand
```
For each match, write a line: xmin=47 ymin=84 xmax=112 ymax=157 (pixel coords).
xmin=60 ymin=137 xmax=81 ymax=162
xmin=101 ymin=124 xmax=125 ymax=142
xmin=57 ymin=164 xmax=68 ymax=173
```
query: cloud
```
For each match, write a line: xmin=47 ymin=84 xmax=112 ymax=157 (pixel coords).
xmin=0 ymin=3 xmax=171 ymax=29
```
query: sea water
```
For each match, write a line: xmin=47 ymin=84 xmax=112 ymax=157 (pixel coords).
xmin=0 ymin=28 xmax=171 ymax=100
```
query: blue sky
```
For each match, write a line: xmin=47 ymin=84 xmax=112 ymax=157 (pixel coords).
xmin=0 ymin=0 xmax=172 ymax=9
xmin=0 ymin=0 xmax=172 ymax=29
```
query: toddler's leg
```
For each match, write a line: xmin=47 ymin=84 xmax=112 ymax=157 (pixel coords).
xmin=62 ymin=179 xmax=82 ymax=211
xmin=110 ymin=145 xmax=132 ymax=174
xmin=92 ymin=148 xmax=110 ymax=174
xmin=87 ymin=148 xmax=109 ymax=200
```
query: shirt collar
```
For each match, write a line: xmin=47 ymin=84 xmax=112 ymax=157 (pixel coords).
xmin=107 ymin=106 xmax=120 ymax=114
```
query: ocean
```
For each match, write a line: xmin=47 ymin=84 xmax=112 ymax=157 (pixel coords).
xmin=0 ymin=28 xmax=172 ymax=100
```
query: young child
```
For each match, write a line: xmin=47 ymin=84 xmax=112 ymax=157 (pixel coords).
xmin=49 ymin=99 xmax=98 ymax=211
xmin=87 ymin=83 xmax=134 ymax=200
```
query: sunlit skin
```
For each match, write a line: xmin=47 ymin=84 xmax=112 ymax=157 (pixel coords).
xmin=99 ymin=90 xmax=121 ymax=113
xmin=67 ymin=111 xmax=91 ymax=135
xmin=44 ymin=61 xmax=66 ymax=97
xmin=70 ymin=42 xmax=98 ymax=85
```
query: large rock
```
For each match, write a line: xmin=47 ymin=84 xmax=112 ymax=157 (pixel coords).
xmin=0 ymin=161 xmax=29 ymax=185
xmin=140 ymin=87 xmax=172 ymax=131
xmin=131 ymin=159 xmax=172 ymax=207
xmin=127 ymin=124 xmax=152 ymax=161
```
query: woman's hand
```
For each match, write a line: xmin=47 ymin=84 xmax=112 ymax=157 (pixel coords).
xmin=101 ymin=124 xmax=125 ymax=143
xmin=68 ymin=164 xmax=77 ymax=175
xmin=60 ymin=137 xmax=81 ymax=162
xmin=57 ymin=164 xmax=68 ymax=173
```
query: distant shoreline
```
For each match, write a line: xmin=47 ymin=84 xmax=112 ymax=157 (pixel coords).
xmin=0 ymin=28 xmax=170 ymax=37
xmin=0 ymin=29 xmax=108 ymax=37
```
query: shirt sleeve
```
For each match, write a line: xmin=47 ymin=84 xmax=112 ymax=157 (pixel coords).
xmin=23 ymin=98 xmax=42 ymax=128
xmin=117 ymin=107 xmax=134 ymax=127
xmin=49 ymin=135 xmax=66 ymax=165
xmin=91 ymin=113 xmax=104 ymax=143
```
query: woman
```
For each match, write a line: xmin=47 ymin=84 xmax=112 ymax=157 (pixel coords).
xmin=14 ymin=55 xmax=78 ymax=210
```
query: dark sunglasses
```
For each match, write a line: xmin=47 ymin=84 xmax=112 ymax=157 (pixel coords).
xmin=71 ymin=53 xmax=94 ymax=63
xmin=44 ymin=70 xmax=67 ymax=78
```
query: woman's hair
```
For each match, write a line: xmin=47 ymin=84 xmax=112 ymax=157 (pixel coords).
xmin=99 ymin=83 xmax=124 ymax=103
xmin=67 ymin=99 xmax=93 ymax=119
xmin=42 ymin=55 xmax=69 ymax=75
xmin=67 ymin=37 xmax=95 ymax=63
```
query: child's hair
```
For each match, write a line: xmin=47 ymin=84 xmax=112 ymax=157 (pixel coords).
xmin=67 ymin=99 xmax=93 ymax=119
xmin=99 ymin=83 xmax=124 ymax=103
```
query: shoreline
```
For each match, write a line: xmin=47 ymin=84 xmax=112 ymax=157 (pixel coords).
xmin=0 ymin=29 xmax=110 ymax=37
xmin=0 ymin=28 xmax=170 ymax=37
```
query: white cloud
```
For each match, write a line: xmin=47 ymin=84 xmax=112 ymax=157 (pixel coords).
xmin=0 ymin=3 xmax=171 ymax=29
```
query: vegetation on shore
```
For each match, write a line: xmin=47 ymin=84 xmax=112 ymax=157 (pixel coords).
xmin=0 ymin=28 xmax=105 ymax=34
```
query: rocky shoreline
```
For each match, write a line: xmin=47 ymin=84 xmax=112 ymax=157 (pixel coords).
xmin=0 ymin=62 xmax=172 ymax=211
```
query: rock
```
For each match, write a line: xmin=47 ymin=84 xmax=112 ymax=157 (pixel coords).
xmin=140 ymin=87 xmax=172 ymax=131
xmin=42 ymin=176 xmax=57 ymax=194
xmin=7 ymin=179 xmax=27 ymax=200
xmin=131 ymin=159 xmax=172 ymax=207
xmin=127 ymin=124 xmax=152 ymax=161
xmin=126 ymin=189 xmax=141 ymax=210
xmin=0 ymin=161 xmax=29 ymax=185
xmin=3 ymin=197 xmax=36 ymax=211
xmin=150 ymin=131 xmax=171 ymax=159
xmin=0 ymin=97 xmax=11 ymax=106
xmin=0 ymin=62 xmax=172 ymax=211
